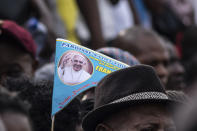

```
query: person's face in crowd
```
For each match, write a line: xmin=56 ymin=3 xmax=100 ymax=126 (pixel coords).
xmin=96 ymin=104 xmax=175 ymax=131
xmin=72 ymin=55 xmax=85 ymax=72
xmin=0 ymin=117 xmax=6 ymax=131
xmin=0 ymin=40 xmax=36 ymax=83
xmin=166 ymin=44 xmax=185 ymax=90
xmin=136 ymin=37 xmax=169 ymax=85
xmin=113 ymin=30 xmax=169 ymax=85
xmin=1 ymin=112 xmax=32 ymax=131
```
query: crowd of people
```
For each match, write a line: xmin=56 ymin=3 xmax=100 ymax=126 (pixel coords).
xmin=1 ymin=0 xmax=197 ymax=131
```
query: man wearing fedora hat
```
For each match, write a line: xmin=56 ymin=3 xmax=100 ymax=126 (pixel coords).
xmin=82 ymin=65 xmax=178 ymax=131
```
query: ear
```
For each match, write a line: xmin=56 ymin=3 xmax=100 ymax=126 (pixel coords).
xmin=95 ymin=123 xmax=112 ymax=131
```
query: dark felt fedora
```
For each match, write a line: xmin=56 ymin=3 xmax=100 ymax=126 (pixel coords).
xmin=82 ymin=65 xmax=179 ymax=131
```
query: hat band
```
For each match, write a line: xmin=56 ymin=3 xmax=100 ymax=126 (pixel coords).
xmin=111 ymin=92 xmax=168 ymax=104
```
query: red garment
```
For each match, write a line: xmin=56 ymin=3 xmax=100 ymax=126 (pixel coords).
xmin=0 ymin=20 xmax=37 ymax=58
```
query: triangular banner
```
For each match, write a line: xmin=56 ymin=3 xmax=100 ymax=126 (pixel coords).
xmin=52 ymin=38 xmax=129 ymax=116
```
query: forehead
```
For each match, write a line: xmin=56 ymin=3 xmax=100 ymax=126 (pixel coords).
xmin=136 ymin=38 xmax=169 ymax=63
xmin=128 ymin=105 xmax=173 ymax=127
xmin=113 ymin=104 xmax=170 ymax=119
xmin=106 ymin=104 xmax=173 ymax=129
xmin=137 ymin=49 xmax=169 ymax=64
xmin=138 ymin=35 xmax=166 ymax=52
xmin=128 ymin=104 xmax=169 ymax=117
xmin=73 ymin=55 xmax=84 ymax=61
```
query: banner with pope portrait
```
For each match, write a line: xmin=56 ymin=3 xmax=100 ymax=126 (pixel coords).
xmin=52 ymin=38 xmax=129 ymax=116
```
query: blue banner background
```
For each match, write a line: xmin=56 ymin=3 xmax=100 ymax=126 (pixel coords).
xmin=52 ymin=39 xmax=129 ymax=116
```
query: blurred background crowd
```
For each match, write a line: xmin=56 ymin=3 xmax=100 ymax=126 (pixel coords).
xmin=1 ymin=0 xmax=197 ymax=131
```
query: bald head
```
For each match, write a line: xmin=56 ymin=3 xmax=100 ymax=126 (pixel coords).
xmin=112 ymin=27 xmax=169 ymax=85
xmin=113 ymin=27 xmax=166 ymax=56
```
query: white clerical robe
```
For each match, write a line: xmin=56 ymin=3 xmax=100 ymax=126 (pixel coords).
xmin=59 ymin=66 xmax=91 ymax=85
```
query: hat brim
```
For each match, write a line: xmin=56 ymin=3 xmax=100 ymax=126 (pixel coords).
xmin=82 ymin=99 xmax=180 ymax=131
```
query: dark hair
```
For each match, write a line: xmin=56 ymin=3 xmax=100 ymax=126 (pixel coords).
xmin=55 ymin=98 xmax=82 ymax=131
xmin=17 ymin=80 xmax=81 ymax=131
xmin=80 ymin=98 xmax=94 ymax=118
xmin=184 ymin=54 xmax=197 ymax=85
xmin=17 ymin=81 xmax=53 ymax=131
xmin=1 ymin=76 xmax=34 ymax=92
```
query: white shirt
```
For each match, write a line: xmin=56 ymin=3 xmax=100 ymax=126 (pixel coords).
xmin=77 ymin=0 xmax=134 ymax=41
xmin=59 ymin=66 xmax=91 ymax=85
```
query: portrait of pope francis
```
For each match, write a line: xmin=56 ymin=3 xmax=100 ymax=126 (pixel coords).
xmin=58 ymin=54 xmax=91 ymax=85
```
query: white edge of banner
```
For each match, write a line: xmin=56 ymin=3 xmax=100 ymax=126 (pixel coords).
xmin=56 ymin=38 xmax=130 ymax=67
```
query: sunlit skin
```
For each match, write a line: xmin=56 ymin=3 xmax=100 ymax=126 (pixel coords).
xmin=96 ymin=104 xmax=176 ymax=131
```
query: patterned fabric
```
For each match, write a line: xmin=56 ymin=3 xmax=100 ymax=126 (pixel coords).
xmin=97 ymin=47 xmax=140 ymax=66
xmin=111 ymin=92 xmax=168 ymax=104
xmin=82 ymin=65 xmax=176 ymax=131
